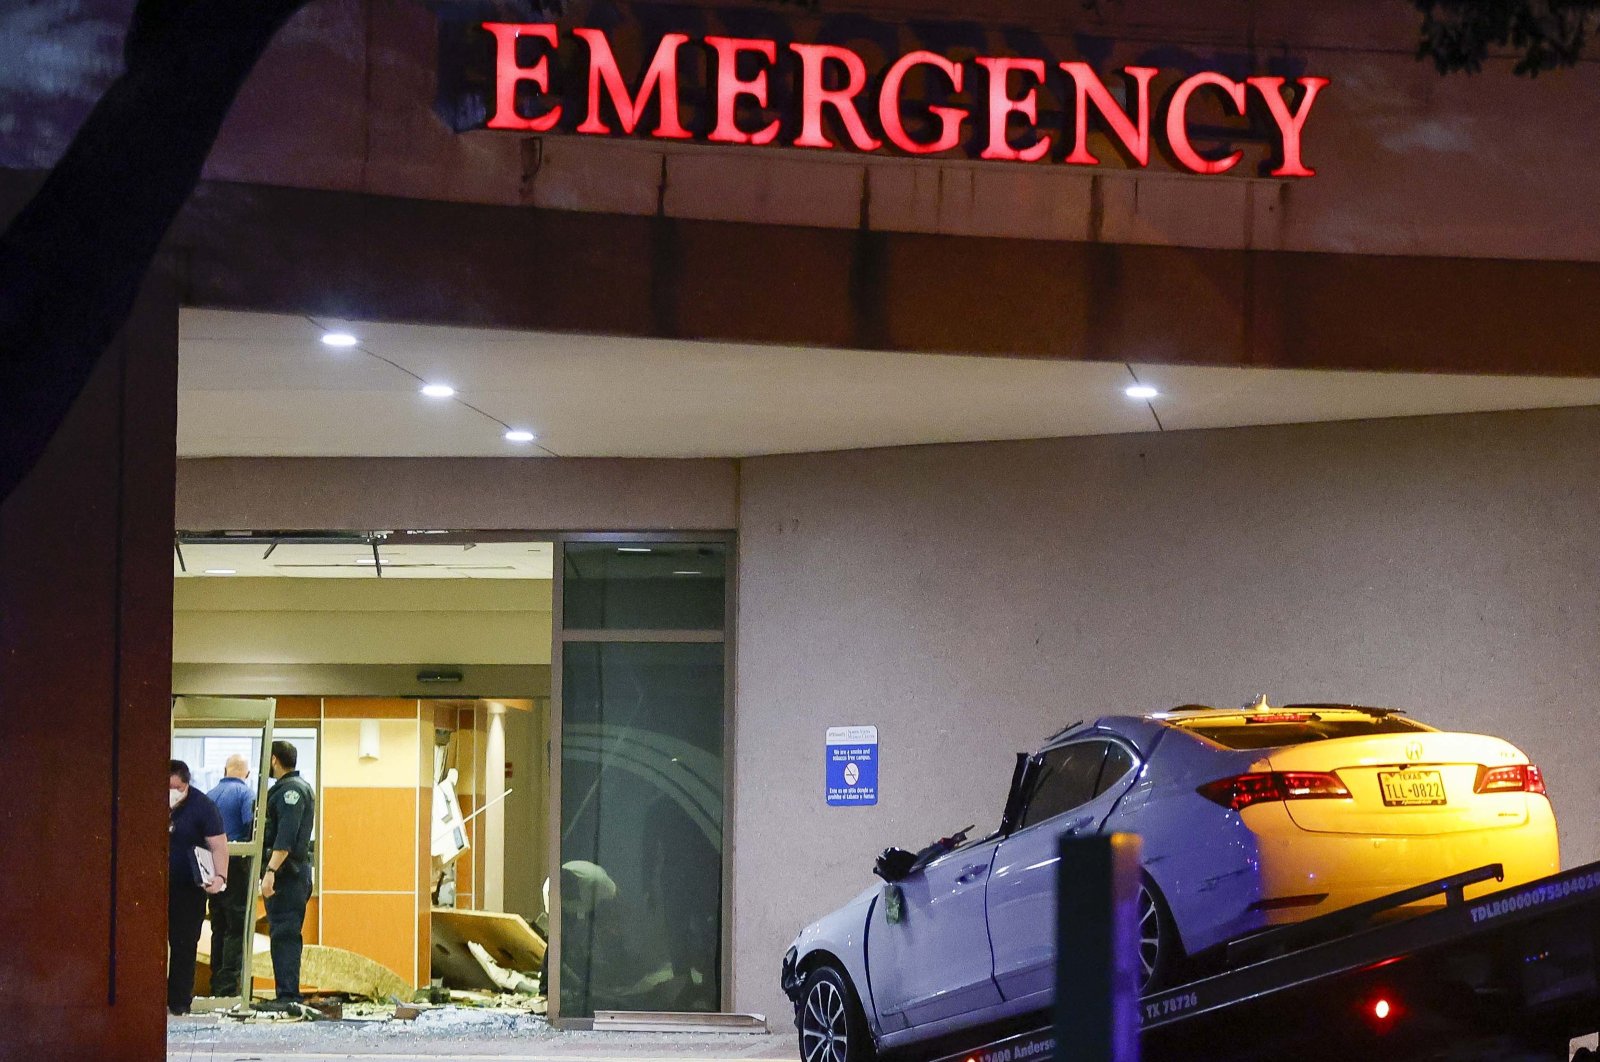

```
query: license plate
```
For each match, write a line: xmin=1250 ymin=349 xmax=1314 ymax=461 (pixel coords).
xmin=1379 ymin=769 xmax=1447 ymax=806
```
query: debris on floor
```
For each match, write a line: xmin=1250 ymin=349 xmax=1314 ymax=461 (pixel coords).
xmin=189 ymin=907 xmax=554 ymax=1033
xmin=412 ymin=1005 xmax=545 ymax=1033
xmin=431 ymin=906 xmax=547 ymax=991
xmin=197 ymin=924 xmax=412 ymax=1000
xmin=450 ymin=988 xmax=548 ymax=1015
xmin=167 ymin=1010 xmax=790 ymax=1059
xmin=215 ymin=994 xmax=547 ymax=1027
xmin=294 ymin=943 xmax=414 ymax=999
xmin=468 ymin=940 xmax=541 ymax=995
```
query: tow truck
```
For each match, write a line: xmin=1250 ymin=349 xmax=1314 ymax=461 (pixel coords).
xmin=928 ymin=859 xmax=1600 ymax=1062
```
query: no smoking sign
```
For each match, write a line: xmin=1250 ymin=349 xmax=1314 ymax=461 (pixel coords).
xmin=826 ymin=725 xmax=878 ymax=807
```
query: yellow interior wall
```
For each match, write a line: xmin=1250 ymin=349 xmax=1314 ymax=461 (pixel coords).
xmin=312 ymin=698 xmax=434 ymax=988
xmin=172 ymin=578 xmax=552 ymax=665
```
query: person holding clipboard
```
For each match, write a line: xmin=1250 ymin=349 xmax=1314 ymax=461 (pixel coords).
xmin=168 ymin=760 xmax=229 ymax=1016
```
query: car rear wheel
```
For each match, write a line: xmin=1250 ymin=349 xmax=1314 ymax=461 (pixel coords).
xmin=798 ymin=964 xmax=873 ymax=1062
xmin=1136 ymin=877 xmax=1180 ymax=994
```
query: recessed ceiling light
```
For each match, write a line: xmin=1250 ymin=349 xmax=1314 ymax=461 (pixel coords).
xmin=203 ymin=568 xmax=237 ymax=575
xmin=320 ymin=332 xmax=358 ymax=348
xmin=1125 ymin=384 xmax=1159 ymax=400
xmin=421 ymin=384 xmax=455 ymax=398
xmin=504 ymin=429 xmax=537 ymax=443
xmin=618 ymin=547 xmax=653 ymax=553
xmin=355 ymin=559 xmax=379 ymax=565
xmin=673 ymin=570 xmax=703 ymax=575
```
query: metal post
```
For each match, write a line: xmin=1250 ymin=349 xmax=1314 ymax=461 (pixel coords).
xmin=237 ymin=705 xmax=274 ymax=1010
xmin=1054 ymin=832 xmax=1142 ymax=1062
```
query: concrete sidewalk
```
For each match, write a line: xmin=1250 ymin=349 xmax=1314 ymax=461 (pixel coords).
xmin=167 ymin=1012 xmax=799 ymax=1062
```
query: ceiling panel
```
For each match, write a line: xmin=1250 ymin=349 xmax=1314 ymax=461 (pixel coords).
xmin=175 ymin=309 xmax=1600 ymax=459
xmin=1135 ymin=364 xmax=1600 ymax=432
xmin=180 ymin=390 xmax=494 ymax=455
xmin=178 ymin=341 xmax=410 ymax=391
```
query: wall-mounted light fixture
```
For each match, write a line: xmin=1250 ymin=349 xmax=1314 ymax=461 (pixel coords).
xmin=359 ymin=718 xmax=381 ymax=761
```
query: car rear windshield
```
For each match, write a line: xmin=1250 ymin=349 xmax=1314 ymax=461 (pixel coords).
xmin=1175 ymin=714 xmax=1427 ymax=750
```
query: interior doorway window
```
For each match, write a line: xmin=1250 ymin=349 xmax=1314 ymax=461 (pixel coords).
xmin=562 ymin=542 xmax=726 ymax=630
xmin=171 ymin=727 xmax=319 ymax=797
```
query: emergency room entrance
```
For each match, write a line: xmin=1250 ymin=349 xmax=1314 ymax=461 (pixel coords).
xmin=168 ymin=530 xmax=731 ymax=1020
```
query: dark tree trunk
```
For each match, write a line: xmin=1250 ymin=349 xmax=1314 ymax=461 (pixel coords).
xmin=0 ymin=0 xmax=312 ymax=503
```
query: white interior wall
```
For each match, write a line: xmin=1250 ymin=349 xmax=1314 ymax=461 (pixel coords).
xmin=499 ymin=703 xmax=549 ymax=924
xmin=172 ymin=578 xmax=552 ymax=665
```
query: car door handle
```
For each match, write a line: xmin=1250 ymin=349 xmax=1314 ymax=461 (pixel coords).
xmin=1063 ymin=815 xmax=1095 ymax=835
xmin=955 ymin=864 xmax=987 ymax=884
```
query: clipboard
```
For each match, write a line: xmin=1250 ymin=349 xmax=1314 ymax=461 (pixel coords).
xmin=193 ymin=845 xmax=217 ymax=888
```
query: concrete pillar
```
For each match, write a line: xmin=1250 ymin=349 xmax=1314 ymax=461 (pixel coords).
xmin=483 ymin=702 xmax=507 ymax=912
xmin=0 ymin=270 xmax=178 ymax=1060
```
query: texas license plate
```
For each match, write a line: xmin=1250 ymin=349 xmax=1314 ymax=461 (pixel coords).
xmin=1379 ymin=769 xmax=1447 ymax=806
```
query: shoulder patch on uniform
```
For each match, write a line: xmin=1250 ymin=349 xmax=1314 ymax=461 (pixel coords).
xmin=284 ymin=790 xmax=300 ymax=805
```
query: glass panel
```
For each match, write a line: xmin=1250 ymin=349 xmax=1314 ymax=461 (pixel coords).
xmin=1095 ymin=744 xmax=1136 ymax=796
xmin=169 ymin=727 xmax=319 ymax=836
xmin=1176 ymin=715 xmax=1426 ymax=751
xmin=560 ymin=641 xmax=724 ymax=1017
xmin=563 ymin=543 xmax=726 ymax=630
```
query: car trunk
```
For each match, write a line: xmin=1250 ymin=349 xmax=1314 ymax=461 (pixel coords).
xmin=1263 ymin=732 xmax=1531 ymax=835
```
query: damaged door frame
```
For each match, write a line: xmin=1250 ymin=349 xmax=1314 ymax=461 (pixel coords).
xmin=170 ymin=694 xmax=277 ymax=1009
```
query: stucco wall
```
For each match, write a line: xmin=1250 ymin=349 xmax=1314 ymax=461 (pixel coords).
xmin=175 ymin=456 xmax=738 ymax=531
xmin=731 ymin=406 xmax=1600 ymax=1021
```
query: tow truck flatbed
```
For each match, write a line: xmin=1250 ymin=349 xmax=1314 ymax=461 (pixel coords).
xmin=928 ymin=859 xmax=1600 ymax=1062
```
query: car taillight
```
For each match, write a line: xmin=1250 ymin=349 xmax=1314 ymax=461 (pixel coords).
xmin=1475 ymin=763 xmax=1545 ymax=795
xmin=1197 ymin=771 xmax=1352 ymax=811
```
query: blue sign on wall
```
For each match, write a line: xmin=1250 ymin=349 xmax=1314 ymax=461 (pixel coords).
xmin=826 ymin=726 xmax=878 ymax=807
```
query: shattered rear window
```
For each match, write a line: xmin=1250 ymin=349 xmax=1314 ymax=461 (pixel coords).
xmin=1175 ymin=714 xmax=1429 ymax=751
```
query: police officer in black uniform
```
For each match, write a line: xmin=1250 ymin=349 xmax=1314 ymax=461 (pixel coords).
xmin=260 ymin=739 xmax=315 ymax=1006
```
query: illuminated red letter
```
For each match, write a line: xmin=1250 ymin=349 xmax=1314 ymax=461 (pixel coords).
xmin=790 ymin=43 xmax=882 ymax=151
xmin=1060 ymin=62 xmax=1156 ymax=167
xmin=573 ymin=27 xmax=691 ymax=139
xmin=706 ymin=36 xmax=780 ymax=146
xmin=1165 ymin=72 xmax=1246 ymax=175
xmin=976 ymin=57 xmax=1050 ymax=162
xmin=483 ymin=22 xmax=561 ymax=132
xmin=1248 ymin=76 xmax=1328 ymax=177
xmin=879 ymin=50 xmax=966 ymax=155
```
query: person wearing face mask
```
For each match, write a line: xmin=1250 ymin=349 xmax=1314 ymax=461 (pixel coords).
xmin=168 ymin=760 xmax=229 ymax=1016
